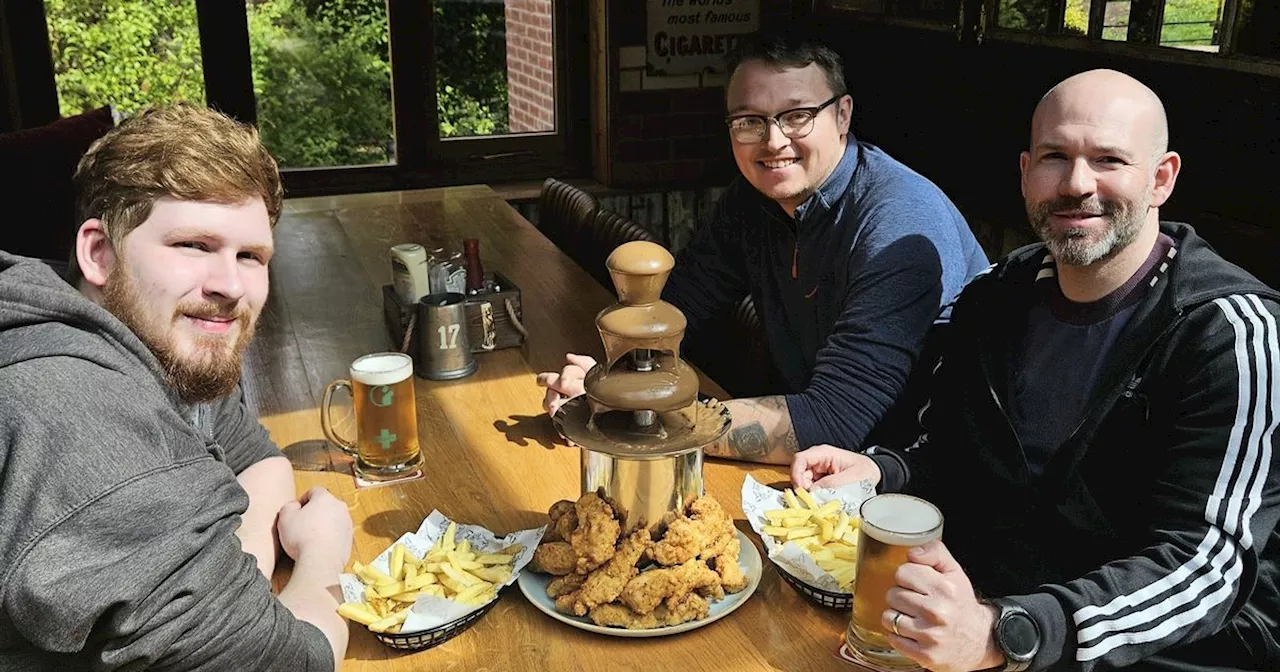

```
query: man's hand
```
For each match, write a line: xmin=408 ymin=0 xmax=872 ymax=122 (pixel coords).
xmin=791 ymin=444 xmax=882 ymax=489
xmin=883 ymin=540 xmax=1005 ymax=672
xmin=535 ymin=353 xmax=597 ymax=414
xmin=277 ymin=486 xmax=353 ymax=576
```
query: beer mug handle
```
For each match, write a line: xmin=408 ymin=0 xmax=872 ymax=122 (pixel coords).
xmin=321 ymin=379 xmax=358 ymax=456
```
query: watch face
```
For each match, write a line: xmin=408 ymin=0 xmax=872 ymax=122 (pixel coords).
xmin=998 ymin=612 xmax=1039 ymax=659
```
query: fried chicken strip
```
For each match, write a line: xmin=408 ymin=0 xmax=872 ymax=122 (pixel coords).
xmin=587 ymin=593 xmax=710 ymax=629
xmin=707 ymin=537 xmax=748 ymax=593
xmin=569 ymin=492 xmax=620 ymax=574
xmin=544 ymin=499 xmax=578 ymax=542
xmin=619 ymin=558 xmax=723 ymax=614
xmin=547 ymin=572 xmax=587 ymax=598
xmin=531 ymin=541 xmax=577 ymax=576
xmin=569 ymin=528 xmax=651 ymax=616
xmin=649 ymin=495 xmax=734 ymax=566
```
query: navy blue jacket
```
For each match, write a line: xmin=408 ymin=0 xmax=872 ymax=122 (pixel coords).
xmin=663 ymin=139 xmax=989 ymax=450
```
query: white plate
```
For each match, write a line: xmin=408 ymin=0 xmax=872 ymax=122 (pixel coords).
xmin=517 ymin=529 xmax=762 ymax=638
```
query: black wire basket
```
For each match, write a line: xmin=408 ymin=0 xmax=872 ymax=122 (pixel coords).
xmin=774 ymin=561 xmax=853 ymax=610
xmin=372 ymin=596 xmax=499 ymax=651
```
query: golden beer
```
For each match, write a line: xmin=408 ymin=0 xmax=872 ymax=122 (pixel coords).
xmin=322 ymin=352 xmax=422 ymax=481
xmin=845 ymin=493 xmax=944 ymax=672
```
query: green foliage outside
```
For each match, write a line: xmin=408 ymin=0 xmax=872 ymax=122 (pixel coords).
xmin=998 ymin=0 xmax=1224 ymax=47
xmin=44 ymin=0 xmax=512 ymax=168
xmin=44 ymin=0 xmax=206 ymax=116
xmin=1159 ymin=0 xmax=1224 ymax=47
xmin=434 ymin=1 xmax=510 ymax=138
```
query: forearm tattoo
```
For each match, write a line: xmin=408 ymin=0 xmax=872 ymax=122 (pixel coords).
xmin=703 ymin=396 xmax=799 ymax=464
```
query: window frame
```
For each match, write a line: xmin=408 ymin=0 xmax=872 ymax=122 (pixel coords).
xmin=816 ymin=0 xmax=967 ymax=35
xmin=1 ymin=0 xmax=590 ymax=197
xmin=816 ymin=0 xmax=1280 ymax=76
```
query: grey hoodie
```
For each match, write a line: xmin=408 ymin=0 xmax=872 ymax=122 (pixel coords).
xmin=0 ymin=253 xmax=332 ymax=670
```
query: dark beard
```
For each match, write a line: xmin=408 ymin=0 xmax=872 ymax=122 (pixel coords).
xmin=101 ymin=265 xmax=255 ymax=403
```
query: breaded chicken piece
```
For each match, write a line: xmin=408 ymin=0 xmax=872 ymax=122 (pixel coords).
xmin=619 ymin=558 xmax=722 ymax=614
xmin=569 ymin=528 xmax=651 ymax=616
xmin=549 ymin=499 xmax=576 ymax=522
xmin=707 ymin=537 xmax=748 ymax=593
xmin=649 ymin=495 xmax=734 ymax=566
xmin=587 ymin=593 xmax=710 ymax=629
xmin=554 ymin=508 xmax=579 ymax=542
xmin=531 ymin=541 xmax=577 ymax=576
xmin=547 ymin=572 xmax=587 ymax=598
xmin=543 ymin=499 xmax=577 ymax=542
xmin=570 ymin=492 xmax=620 ymax=574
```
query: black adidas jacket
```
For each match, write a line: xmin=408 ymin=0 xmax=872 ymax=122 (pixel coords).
xmin=868 ymin=221 xmax=1280 ymax=671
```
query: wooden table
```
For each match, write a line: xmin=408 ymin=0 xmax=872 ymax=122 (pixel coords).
xmin=244 ymin=185 xmax=854 ymax=670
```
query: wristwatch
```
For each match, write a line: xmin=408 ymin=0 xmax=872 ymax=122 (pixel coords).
xmin=987 ymin=597 xmax=1040 ymax=672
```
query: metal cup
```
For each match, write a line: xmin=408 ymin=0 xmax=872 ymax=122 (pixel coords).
xmin=416 ymin=292 xmax=477 ymax=380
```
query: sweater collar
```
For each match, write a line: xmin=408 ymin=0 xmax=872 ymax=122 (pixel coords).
xmin=758 ymin=139 xmax=859 ymax=229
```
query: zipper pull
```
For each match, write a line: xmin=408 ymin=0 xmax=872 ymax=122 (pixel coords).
xmin=792 ymin=242 xmax=798 ymax=280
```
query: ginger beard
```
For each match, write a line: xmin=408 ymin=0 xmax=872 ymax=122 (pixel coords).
xmin=102 ymin=259 xmax=257 ymax=403
xmin=1027 ymin=189 xmax=1149 ymax=267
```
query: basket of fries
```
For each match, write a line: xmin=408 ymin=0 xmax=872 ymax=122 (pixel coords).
xmin=741 ymin=474 xmax=875 ymax=610
xmin=775 ymin=563 xmax=854 ymax=610
xmin=337 ymin=510 xmax=545 ymax=651
xmin=370 ymin=597 xmax=499 ymax=650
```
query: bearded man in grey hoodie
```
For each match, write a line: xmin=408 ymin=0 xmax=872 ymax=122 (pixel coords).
xmin=0 ymin=104 xmax=352 ymax=671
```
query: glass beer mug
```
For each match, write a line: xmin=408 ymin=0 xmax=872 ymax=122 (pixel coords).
xmin=845 ymin=493 xmax=944 ymax=672
xmin=321 ymin=352 xmax=423 ymax=481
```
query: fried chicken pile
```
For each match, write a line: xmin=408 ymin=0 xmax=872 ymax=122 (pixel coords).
xmin=529 ymin=488 xmax=748 ymax=629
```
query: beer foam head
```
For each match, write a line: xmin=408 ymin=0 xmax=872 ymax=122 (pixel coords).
xmin=350 ymin=352 xmax=413 ymax=386
xmin=859 ymin=494 xmax=943 ymax=546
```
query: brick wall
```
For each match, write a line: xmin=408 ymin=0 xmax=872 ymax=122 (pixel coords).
xmin=597 ymin=0 xmax=798 ymax=189
xmin=505 ymin=0 xmax=555 ymax=132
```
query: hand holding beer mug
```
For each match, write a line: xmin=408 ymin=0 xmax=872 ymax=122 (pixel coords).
xmin=321 ymin=352 xmax=423 ymax=482
xmin=846 ymin=493 xmax=944 ymax=672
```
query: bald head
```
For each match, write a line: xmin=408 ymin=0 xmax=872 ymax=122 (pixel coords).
xmin=1032 ymin=69 xmax=1168 ymax=161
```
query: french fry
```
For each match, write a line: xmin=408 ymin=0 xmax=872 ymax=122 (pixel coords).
xmin=338 ymin=602 xmax=379 ymax=626
xmin=390 ymin=543 xmax=405 ymax=580
xmin=761 ymin=485 xmax=861 ymax=591
xmin=335 ymin=521 xmax=521 ymax=634
xmin=783 ymin=488 xmax=802 ymax=510
xmin=795 ymin=486 xmax=819 ymax=510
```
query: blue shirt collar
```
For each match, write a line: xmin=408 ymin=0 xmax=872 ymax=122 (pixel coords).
xmin=759 ymin=139 xmax=859 ymax=228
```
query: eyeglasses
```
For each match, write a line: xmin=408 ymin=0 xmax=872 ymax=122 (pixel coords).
xmin=724 ymin=94 xmax=845 ymax=144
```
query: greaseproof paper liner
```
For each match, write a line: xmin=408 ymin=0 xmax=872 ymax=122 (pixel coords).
xmin=339 ymin=509 xmax=545 ymax=633
xmin=741 ymin=473 xmax=875 ymax=594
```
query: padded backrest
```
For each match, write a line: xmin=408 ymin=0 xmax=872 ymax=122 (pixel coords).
xmin=0 ymin=106 xmax=115 ymax=262
xmin=537 ymin=178 xmax=598 ymax=257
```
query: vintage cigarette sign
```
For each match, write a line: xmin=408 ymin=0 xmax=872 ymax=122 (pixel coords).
xmin=647 ymin=0 xmax=761 ymax=75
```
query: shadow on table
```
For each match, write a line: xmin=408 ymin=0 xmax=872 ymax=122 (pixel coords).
xmin=281 ymin=439 xmax=353 ymax=473
xmin=492 ymin=414 xmax=570 ymax=451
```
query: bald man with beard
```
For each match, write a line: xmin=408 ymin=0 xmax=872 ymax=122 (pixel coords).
xmin=791 ymin=69 xmax=1280 ymax=671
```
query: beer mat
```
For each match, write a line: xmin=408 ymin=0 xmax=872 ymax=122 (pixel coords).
xmin=835 ymin=641 xmax=884 ymax=670
xmin=354 ymin=467 xmax=424 ymax=489
xmin=339 ymin=510 xmax=546 ymax=632
xmin=835 ymin=639 xmax=923 ymax=671
xmin=741 ymin=473 xmax=875 ymax=593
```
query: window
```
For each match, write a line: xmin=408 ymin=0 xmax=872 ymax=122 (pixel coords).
xmin=820 ymin=0 xmax=960 ymax=28
xmin=434 ymin=0 xmax=556 ymax=139
xmin=1159 ymin=0 xmax=1227 ymax=51
xmin=19 ymin=0 xmax=586 ymax=194
xmin=43 ymin=0 xmax=205 ymax=118
xmin=247 ymin=0 xmax=395 ymax=168
xmin=1233 ymin=0 xmax=1280 ymax=60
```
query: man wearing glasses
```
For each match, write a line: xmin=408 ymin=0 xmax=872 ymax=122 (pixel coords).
xmin=539 ymin=28 xmax=988 ymax=464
